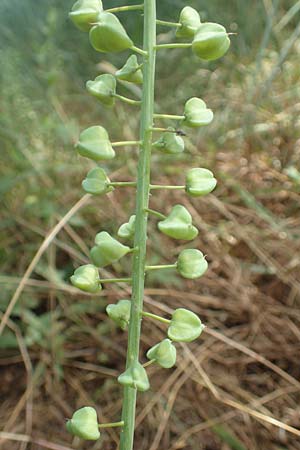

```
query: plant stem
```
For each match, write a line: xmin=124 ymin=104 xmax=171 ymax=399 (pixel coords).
xmin=154 ymin=113 xmax=184 ymax=120
xmin=144 ymin=208 xmax=166 ymax=220
xmin=112 ymin=141 xmax=141 ymax=147
xmin=106 ymin=4 xmax=144 ymax=13
xmin=119 ymin=1 xmax=156 ymax=449
xmin=141 ymin=311 xmax=171 ymax=324
xmin=150 ymin=184 xmax=185 ymax=190
xmin=142 ymin=359 xmax=155 ymax=367
xmin=156 ymin=19 xmax=181 ymax=28
xmin=145 ymin=264 xmax=177 ymax=271
xmin=113 ymin=94 xmax=141 ymax=106
xmin=131 ymin=45 xmax=148 ymax=56
xmin=109 ymin=181 xmax=137 ymax=188
xmin=99 ymin=278 xmax=132 ymax=284
xmin=155 ymin=43 xmax=192 ymax=50
xmin=98 ymin=421 xmax=125 ymax=429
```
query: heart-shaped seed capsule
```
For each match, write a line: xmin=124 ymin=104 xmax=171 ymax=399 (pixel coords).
xmin=82 ymin=167 xmax=113 ymax=195
xmin=76 ymin=126 xmax=115 ymax=161
xmin=106 ymin=299 xmax=131 ymax=330
xmin=66 ymin=406 xmax=100 ymax=440
xmin=70 ymin=264 xmax=101 ymax=293
xmin=167 ymin=308 xmax=205 ymax=342
xmin=177 ymin=249 xmax=208 ymax=279
xmin=89 ymin=11 xmax=133 ymax=53
xmin=182 ymin=97 xmax=213 ymax=128
xmin=158 ymin=205 xmax=198 ymax=240
xmin=192 ymin=22 xmax=230 ymax=61
xmin=118 ymin=215 xmax=136 ymax=240
xmin=185 ymin=168 xmax=217 ymax=197
xmin=86 ymin=74 xmax=116 ymax=107
xmin=152 ymin=128 xmax=185 ymax=154
xmin=90 ymin=232 xmax=131 ymax=268
xmin=69 ymin=0 xmax=102 ymax=32
xmin=118 ymin=361 xmax=150 ymax=392
xmin=116 ymin=55 xmax=143 ymax=84
xmin=146 ymin=339 xmax=177 ymax=368
xmin=176 ymin=6 xmax=201 ymax=39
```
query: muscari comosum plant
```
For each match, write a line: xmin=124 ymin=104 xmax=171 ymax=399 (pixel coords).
xmin=67 ymin=1 xmax=230 ymax=448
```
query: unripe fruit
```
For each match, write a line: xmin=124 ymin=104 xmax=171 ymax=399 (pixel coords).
xmin=192 ymin=22 xmax=230 ymax=61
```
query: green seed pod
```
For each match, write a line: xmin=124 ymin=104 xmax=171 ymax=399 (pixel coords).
xmin=86 ymin=74 xmax=116 ymax=107
xmin=118 ymin=361 xmax=150 ymax=392
xmin=168 ymin=308 xmax=205 ymax=342
xmin=66 ymin=406 xmax=100 ymax=440
xmin=192 ymin=22 xmax=230 ymax=61
xmin=115 ymin=55 xmax=143 ymax=84
xmin=89 ymin=11 xmax=133 ymax=53
xmin=69 ymin=0 xmax=103 ymax=32
xmin=106 ymin=299 xmax=131 ymax=330
xmin=158 ymin=204 xmax=198 ymax=241
xmin=177 ymin=249 xmax=208 ymax=279
xmin=152 ymin=128 xmax=185 ymax=154
xmin=185 ymin=168 xmax=217 ymax=197
xmin=182 ymin=97 xmax=213 ymax=128
xmin=70 ymin=264 xmax=101 ymax=293
xmin=117 ymin=215 xmax=136 ymax=240
xmin=90 ymin=231 xmax=131 ymax=268
xmin=82 ymin=167 xmax=113 ymax=195
xmin=176 ymin=6 xmax=201 ymax=39
xmin=146 ymin=339 xmax=176 ymax=368
xmin=76 ymin=126 xmax=115 ymax=161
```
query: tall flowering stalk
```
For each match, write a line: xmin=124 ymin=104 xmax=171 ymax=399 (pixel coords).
xmin=67 ymin=1 xmax=230 ymax=449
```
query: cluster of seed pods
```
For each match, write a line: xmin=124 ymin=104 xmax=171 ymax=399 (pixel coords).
xmin=66 ymin=0 xmax=230 ymax=446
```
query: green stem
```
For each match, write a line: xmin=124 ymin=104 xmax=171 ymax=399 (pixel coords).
xmin=109 ymin=181 xmax=137 ymax=188
xmin=144 ymin=208 xmax=166 ymax=220
xmin=155 ymin=43 xmax=192 ymax=50
xmin=142 ymin=359 xmax=155 ymax=367
xmin=99 ymin=278 xmax=132 ymax=284
xmin=154 ymin=113 xmax=184 ymax=120
xmin=131 ymin=45 xmax=148 ymax=56
xmin=112 ymin=141 xmax=141 ymax=147
xmin=98 ymin=421 xmax=124 ymax=429
xmin=113 ymin=94 xmax=141 ymax=106
xmin=141 ymin=311 xmax=171 ymax=324
xmin=150 ymin=184 xmax=185 ymax=190
xmin=145 ymin=264 xmax=177 ymax=271
xmin=119 ymin=1 xmax=156 ymax=449
xmin=156 ymin=19 xmax=181 ymax=28
xmin=106 ymin=4 xmax=144 ymax=13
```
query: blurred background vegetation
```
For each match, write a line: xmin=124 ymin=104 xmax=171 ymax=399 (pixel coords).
xmin=1 ymin=0 xmax=300 ymax=449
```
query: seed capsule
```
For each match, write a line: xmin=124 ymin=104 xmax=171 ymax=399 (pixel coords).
xmin=152 ymin=128 xmax=185 ymax=154
xmin=118 ymin=361 xmax=150 ymax=391
xmin=177 ymin=249 xmax=208 ymax=279
xmin=192 ymin=22 xmax=230 ymax=61
xmin=76 ymin=126 xmax=115 ymax=161
xmin=89 ymin=11 xmax=133 ymax=53
xmin=70 ymin=264 xmax=101 ymax=293
xmin=185 ymin=168 xmax=217 ymax=197
xmin=90 ymin=232 xmax=131 ymax=268
xmin=176 ymin=6 xmax=201 ymax=39
xmin=158 ymin=205 xmax=198 ymax=241
xmin=66 ymin=406 xmax=100 ymax=440
xmin=146 ymin=339 xmax=177 ymax=368
xmin=118 ymin=215 xmax=136 ymax=240
xmin=106 ymin=299 xmax=131 ymax=330
xmin=116 ymin=55 xmax=143 ymax=84
xmin=69 ymin=0 xmax=103 ymax=32
xmin=86 ymin=74 xmax=116 ymax=107
xmin=167 ymin=308 xmax=205 ymax=342
xmin=82 ymin=167 xmax=113 ymax=195
xmin=183 ymin=97 xmax=213 ymax=128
